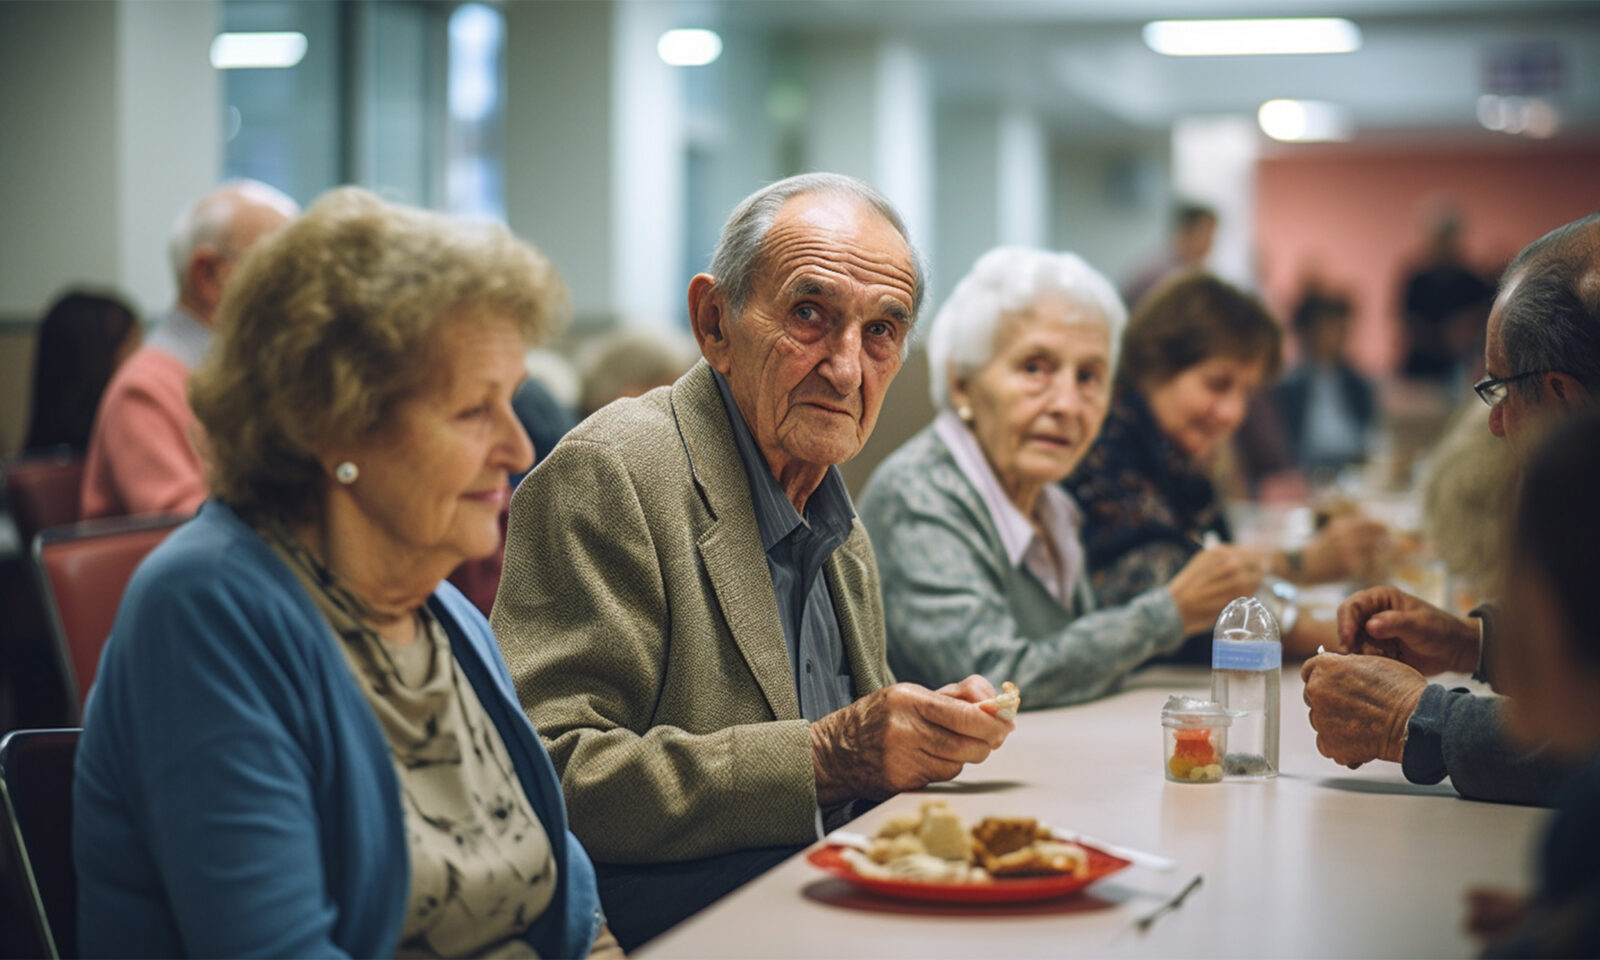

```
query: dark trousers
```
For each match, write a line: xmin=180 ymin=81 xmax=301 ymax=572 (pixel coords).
xmin=595 ymin=843 xmax=802 ymax=951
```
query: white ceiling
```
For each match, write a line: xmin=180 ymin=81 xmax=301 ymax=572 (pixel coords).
xmin=716 ymin=0 xmax=1600 ymax=144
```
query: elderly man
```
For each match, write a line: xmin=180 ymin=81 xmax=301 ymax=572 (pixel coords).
xmin=1302 ymin=212 xmax=1600 ymax=805
xmin=492 ymin=173 xmax=1013 ymax=948
xmin=80 ymin=180 xmax=297 ymax=520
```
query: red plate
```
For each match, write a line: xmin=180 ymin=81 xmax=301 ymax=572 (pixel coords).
xmin=806 ymin=843 xmax=1131 ymax=904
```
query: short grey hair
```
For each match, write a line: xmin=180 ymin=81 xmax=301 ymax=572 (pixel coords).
xmin=166 ymin=179 xmax=300 ymax=291
xmin=707 ymin=172 xmax=926 ymax=322
xmin=926 ymin=246 xmax=1126 ymax=411
xmin=1499 ymin=212 xmax=1600 ymax=400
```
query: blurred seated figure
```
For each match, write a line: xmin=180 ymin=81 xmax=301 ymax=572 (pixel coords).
xmin=73 ymin=188 xmax=614 ymax=958
xmin=1469 ymin=412 xmax=1600 ymax=957
xmin=24 ymin=291 xmax=141 ymax=453
xmin=1301 ymin=212 xmax=1600 ymax=807
xmin=575 ymin=327 xmax=696 ymax=418
xmin=1065 ymin=272 xmax=1387 ymax=660
xmin=859 ymin=247 xmax=1262 ymax=708
xmin=1399 ymin=201 xmax=1494 ymax=388
xmin=1120 ymin=201 xmax=1217 ymax=314
xmin=1276 ymin=287 xmax=1376 ymax=477
xmin=1420 ymin=402 xmax=1516 ymax=593
xmin=80 ymin=180 xmax=298 ymax=520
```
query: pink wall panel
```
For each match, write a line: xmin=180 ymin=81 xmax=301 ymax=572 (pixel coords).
xmin=1253 ymin=143 xmax=1600 ymax=373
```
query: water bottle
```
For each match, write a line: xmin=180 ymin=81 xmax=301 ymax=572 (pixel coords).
xmin=1211 ymin=596 xmax=1280 ymax=779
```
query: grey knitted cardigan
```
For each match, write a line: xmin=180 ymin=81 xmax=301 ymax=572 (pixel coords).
xmin=859 ymin=425 xmax=1185 ymax=708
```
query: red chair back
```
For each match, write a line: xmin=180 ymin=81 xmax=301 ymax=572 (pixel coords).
xmin=4 ymin=454 xmax=84 ymax=548
xmin=34 ymin=515 xmax=184 ymax=716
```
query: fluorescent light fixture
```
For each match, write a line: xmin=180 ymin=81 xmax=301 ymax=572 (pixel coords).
xmin=657 ymin=28 xmax=721 ymax=67
xmin=1478 ymin=95 xmax=1560 ymax=138
xmin=1144 ymin=18 xmax=1361 ymax=57
xmin=210 ymin=32 xmax=308 ymax=70
xmin=1258 ymin=99 xmax=1353 ymax=142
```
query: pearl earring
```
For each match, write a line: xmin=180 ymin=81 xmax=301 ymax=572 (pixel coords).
xmin=956 ymin=405 xmax=973 ymax=422
xmin=335 ymin=461 xmax=359 ymax=484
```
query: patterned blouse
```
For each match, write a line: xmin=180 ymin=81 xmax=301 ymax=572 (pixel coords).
xmin=265 ymin=528 xmax=558 ymax=958
xmin=1063 ymin=391 xmax=1231 ymax=659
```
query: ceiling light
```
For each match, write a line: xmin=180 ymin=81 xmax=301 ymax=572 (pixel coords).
xmin=210 ymin=32 xmax=308 ymax=70
xmin=1144 ymin=18 xmax=1361 ymax=57
xmin=658 ymin=28 xmax=722 ymax=67
xmin=1258 ymin=99 xmax=1353 ymax=142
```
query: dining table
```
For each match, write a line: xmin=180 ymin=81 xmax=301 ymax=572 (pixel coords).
xmin=638 ymin=663 xmax=1548 ymax=959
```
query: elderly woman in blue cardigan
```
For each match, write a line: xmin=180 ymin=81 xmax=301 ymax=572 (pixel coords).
xmin=859 ymin=247 xmax=1264 ymax=708
xmin=74 ymin=188 xmax=616 ymax=958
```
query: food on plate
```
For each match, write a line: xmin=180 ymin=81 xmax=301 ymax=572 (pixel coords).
xmin=971 ymin=817 xmax=1089 ymax=878
xmin=1167 ymin=728 xmax=1223 ymax=782
xmin=977 ymin=681 xmax=1022 ymax=720
xmin=847 ymin=803 xmax=1089 ymax=885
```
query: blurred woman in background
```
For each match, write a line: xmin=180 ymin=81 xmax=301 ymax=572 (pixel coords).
xmin=23 ymin=290 xmax=140 ymax=452
xmin=1066 ymin=271 xmax=1387 ymax=657
xmin=74 ymin=188 xmax=615 ymax=958
xmin=859 ymin=248 xmax=1262 ymax=708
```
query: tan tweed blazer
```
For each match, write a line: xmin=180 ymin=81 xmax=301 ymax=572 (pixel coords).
xmin=491 ymin=360 xmax=892 ymax=864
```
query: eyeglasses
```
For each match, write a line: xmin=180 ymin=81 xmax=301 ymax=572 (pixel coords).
xmin=1473 ymin=370 xmax=1549 ymax=407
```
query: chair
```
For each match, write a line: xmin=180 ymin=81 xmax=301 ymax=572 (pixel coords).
xmin=0 ymin=728 xmax=81 ymax=959
xmin=3 ymin=453 xmax=85 ymax=550
xmin=34 ymin=515 xmax=185 ymax=719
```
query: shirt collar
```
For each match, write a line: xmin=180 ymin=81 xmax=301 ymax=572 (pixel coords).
xmin=711 ymin=368 xmax=855 ymax=552
xmin=934 ymin=410 xmax=1084 ymax=591
xmin=143 ymin=305 xmax=212 ymax=371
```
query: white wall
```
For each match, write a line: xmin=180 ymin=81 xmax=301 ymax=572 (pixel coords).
xmin=504 ymin=0 xmax=615 ymax=328
xmin=0 ymin=0 xmax=218 ymax=320
xmin=1051 ymin=138 xmax=1172 ymax=291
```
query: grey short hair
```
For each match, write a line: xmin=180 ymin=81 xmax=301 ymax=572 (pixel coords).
xmin=925 ymin=246 xmax=1126 ymax=411
xmin=166 ymin=179 xmax=300 ymax=291
xmin=1499 ymin=212 xmax=1600 ymax=400
xmin=707 ymin=172 xmax=926 ymax=322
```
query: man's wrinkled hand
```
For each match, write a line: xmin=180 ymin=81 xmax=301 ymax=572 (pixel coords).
xmin=809 ymin=681 xmax=1014 ymax=806
xmin=1300 ymin=653 xmax=1426 ymax=767
xmin=1333 ymin=585 xmax=1479 ymax=675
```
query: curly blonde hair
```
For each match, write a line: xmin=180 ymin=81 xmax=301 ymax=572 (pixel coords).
xmin=190 ymin=186 xmax=568 ymax=523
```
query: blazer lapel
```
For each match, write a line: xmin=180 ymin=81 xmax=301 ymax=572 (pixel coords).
xmin=827 ymin=527 xmax=887 ymax=697
xmin=671 ymin=362 xmax=802 ymax=720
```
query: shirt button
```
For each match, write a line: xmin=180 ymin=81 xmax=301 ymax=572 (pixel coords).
xmin=805 ymin=660 xmax=814 ymax=674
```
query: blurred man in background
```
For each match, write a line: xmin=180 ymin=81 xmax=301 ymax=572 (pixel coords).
xmin=80 ymin=179 xmax=298 ymax=520
xmin=1121 ymin=200 xmax=1218 ymax=312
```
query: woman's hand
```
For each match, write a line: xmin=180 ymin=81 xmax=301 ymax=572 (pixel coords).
xmin=1167 ymin=546 xmax=1269 ymax=635
xmin=1297 ymin=513 xmax=1389 ymax=584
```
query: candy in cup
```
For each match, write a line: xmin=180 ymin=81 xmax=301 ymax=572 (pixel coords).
xmin=1160 ymin=695 xmax=1233 ymax=783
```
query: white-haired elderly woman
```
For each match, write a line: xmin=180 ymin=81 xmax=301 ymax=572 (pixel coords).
xmin=73 ymin=188 xmax=617 ymax=958
xmin=859 ymin=247 xmax=1263 ymax=708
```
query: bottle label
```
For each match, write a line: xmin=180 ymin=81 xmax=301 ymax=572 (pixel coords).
xmin=1212 ymin=640 xmax=1282 ymax=671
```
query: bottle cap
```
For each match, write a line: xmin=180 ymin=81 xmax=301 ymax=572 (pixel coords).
xmin=1213 ymin=595 xmax=1280 ymax=643
xmin=1160 ymin=694 xmax=1239 ymax=728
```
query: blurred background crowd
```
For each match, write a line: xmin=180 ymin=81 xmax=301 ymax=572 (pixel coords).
xmin=2 ymin=0 xmax=1598 ymax=728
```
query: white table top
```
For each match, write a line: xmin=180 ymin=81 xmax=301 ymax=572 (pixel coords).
xmin=639 ymin=666 xmax=1548 ymax=959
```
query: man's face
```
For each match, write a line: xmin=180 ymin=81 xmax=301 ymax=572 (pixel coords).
xmin=710 ymin=194 xmax=917 ymax=477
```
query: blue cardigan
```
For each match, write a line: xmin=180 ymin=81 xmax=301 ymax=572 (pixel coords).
xmin=74 ymin=501 xmax=602 ymax=958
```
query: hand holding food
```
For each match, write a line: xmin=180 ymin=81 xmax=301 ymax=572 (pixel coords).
xmin=1300 ymin=653 xmax=1426 ymax=767
xmin=1168 ymin=546 xmax=1269 ymax=635
xmin=809 ymin=683 xmax=1015 ymax=806
xmin=976 ymin=681 xmax=1021 ymax=721
xmin=1333 ymin=585 xmax=1480 ymax=675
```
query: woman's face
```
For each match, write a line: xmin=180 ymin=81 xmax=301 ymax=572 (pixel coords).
xmin=332 ymin=313 xmax=533 ymax=577
xmin=1144 ymin=354 xmax=1267 ymax=461
xmin=951 ymin=302 xmax=1112 ymax=499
